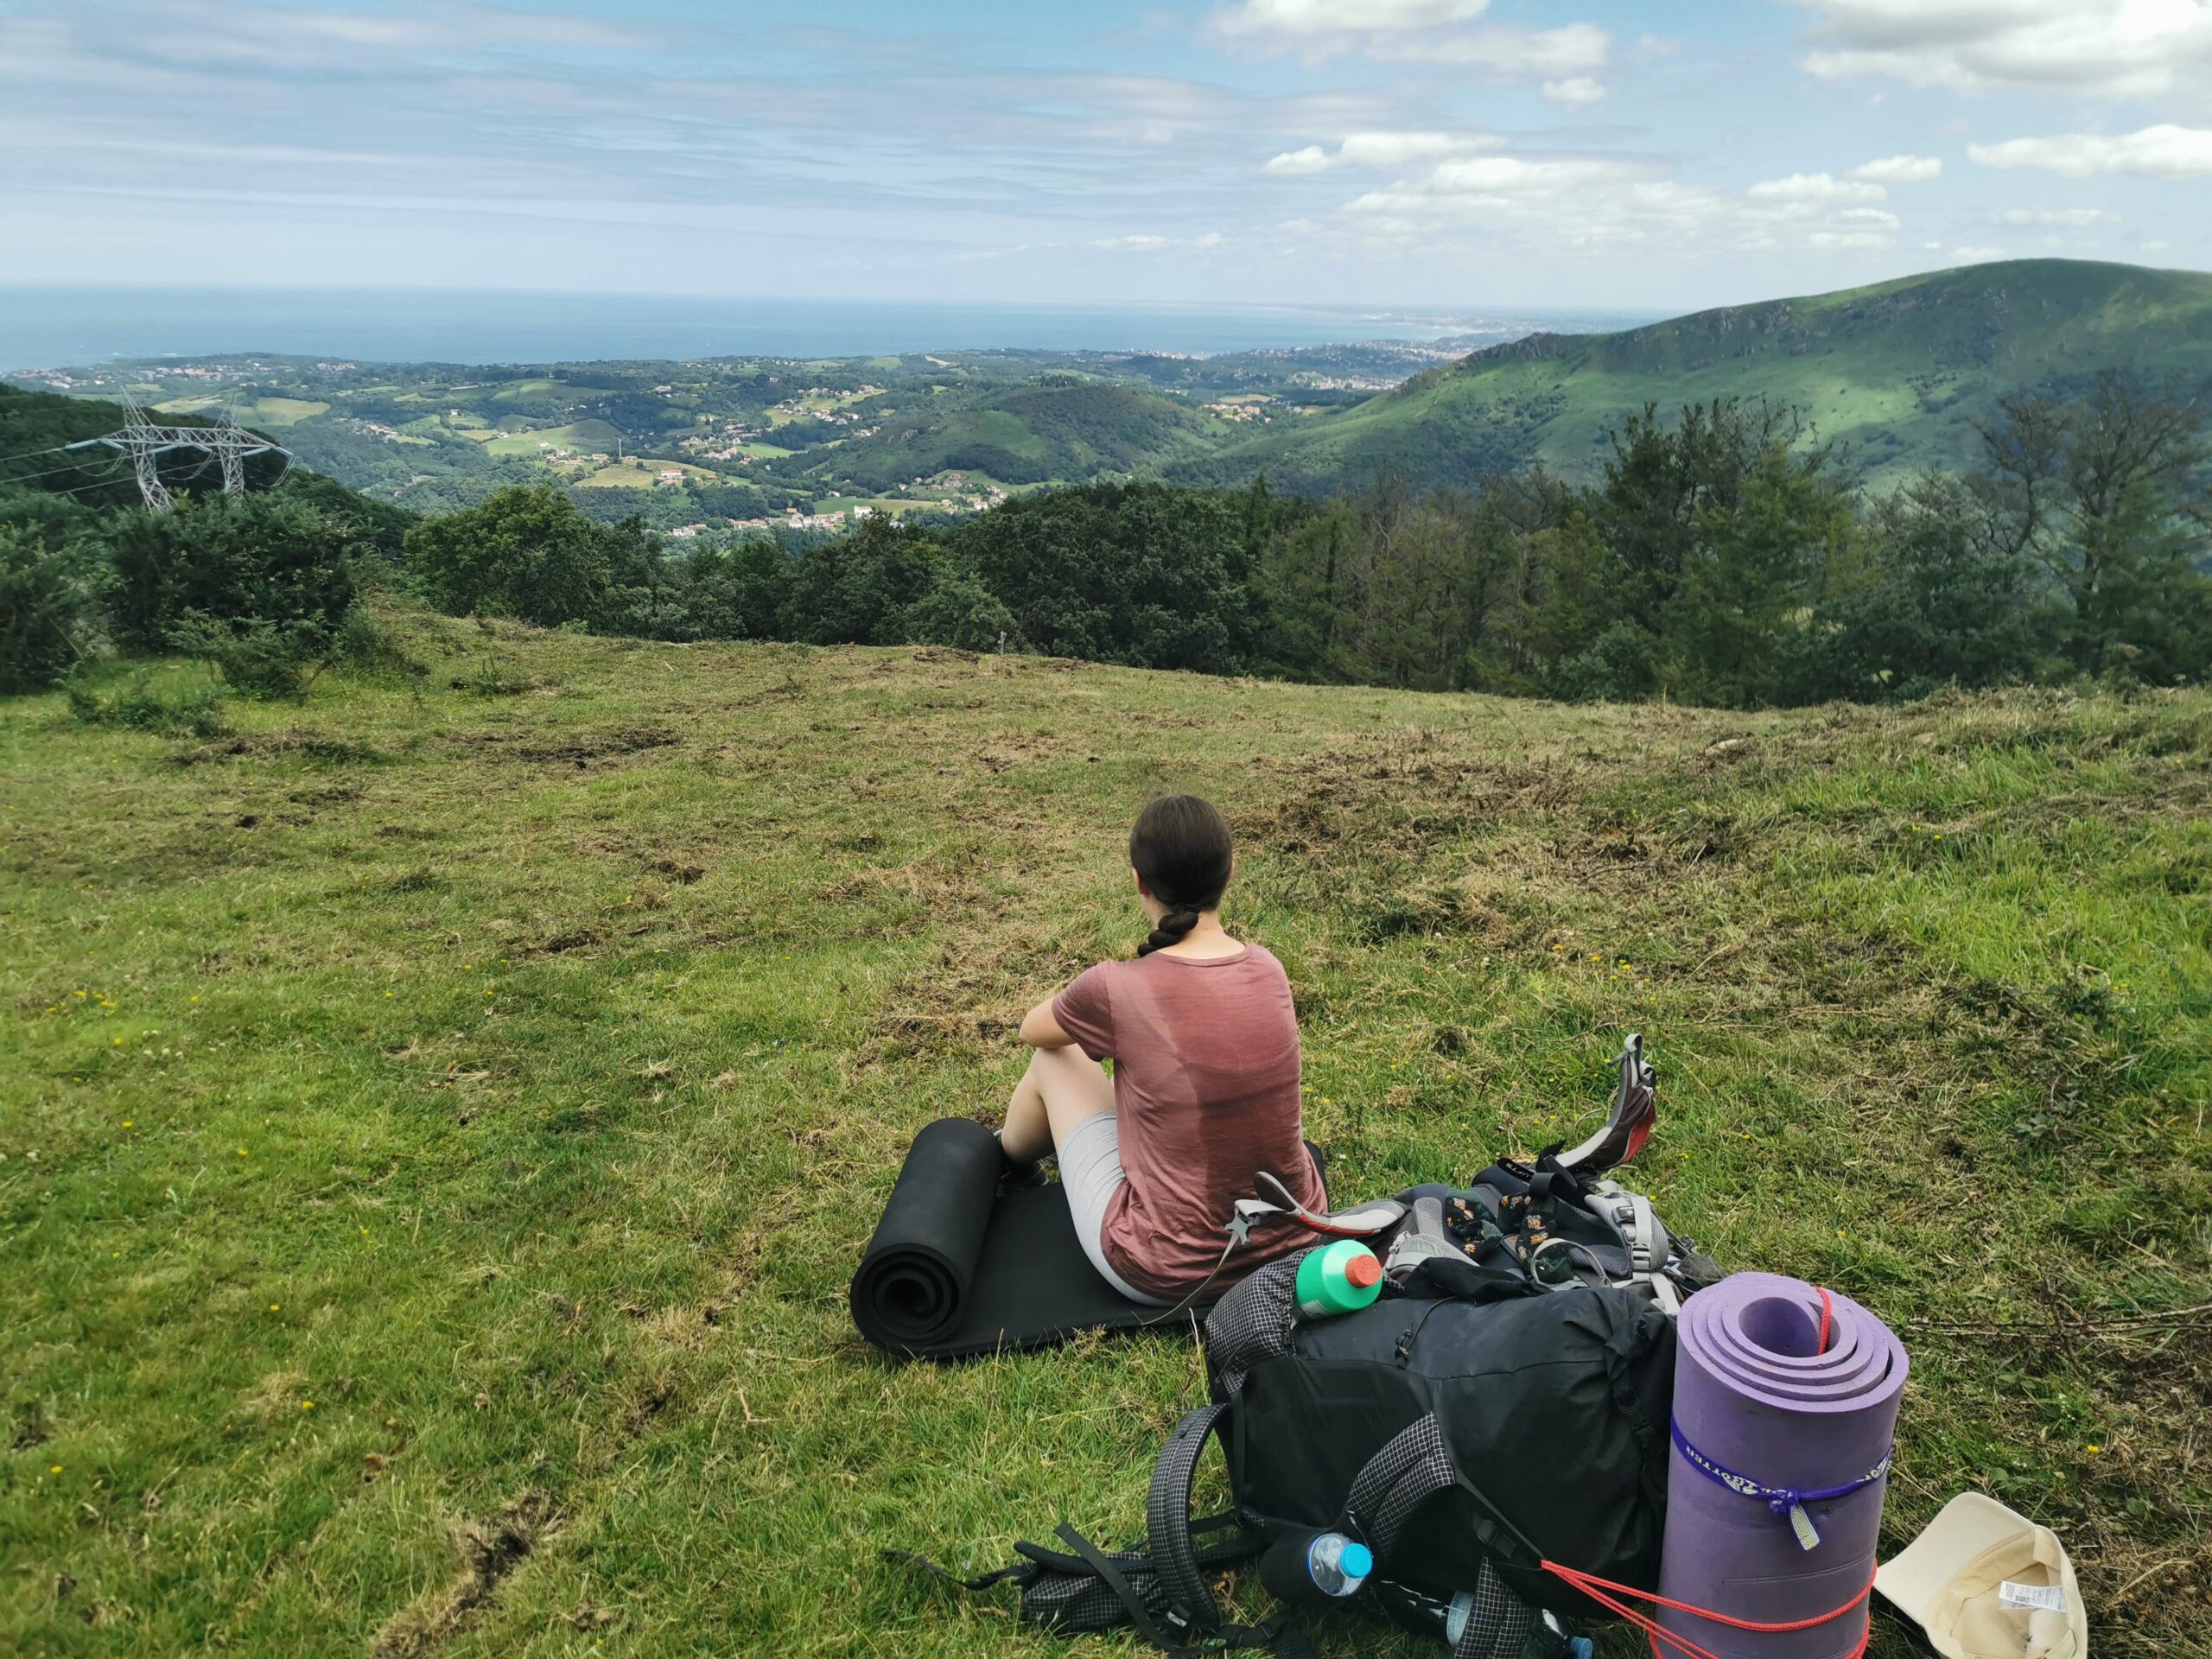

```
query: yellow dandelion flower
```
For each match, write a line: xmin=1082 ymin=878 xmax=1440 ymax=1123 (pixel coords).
xmin=123 ymin=1121 xmax=133 ymax=1128
xmin=50 ymin=1465 xmax=62 ymax=1475
xmin=270 ymin=1303 xmax=281 ymax=1312
xmin=301 ymin=1401 xmax=313 ymax=1410
xmin=2086 ymin=1444 xmax=2101 ymax=1453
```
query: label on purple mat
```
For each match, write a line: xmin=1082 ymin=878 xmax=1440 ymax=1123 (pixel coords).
xmin=1999 ymin=1581 xmax=2067 ymax=1612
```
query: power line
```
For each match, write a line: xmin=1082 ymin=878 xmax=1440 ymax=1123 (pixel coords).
xmin=0 ymin=458 xmax=124 ymax=487
xmin=62 ymin=395 xmax=290 ymax=511
xmin=0 ymin=442 xmax=76 ymax=468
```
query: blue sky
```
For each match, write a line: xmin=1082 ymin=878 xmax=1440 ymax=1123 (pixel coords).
xmin=3 ymin=0 xmax=2209 ymax=311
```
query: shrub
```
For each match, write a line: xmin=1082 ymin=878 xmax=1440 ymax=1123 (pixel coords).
xmin=405 ymin=485 xmax=622 ymax=626
xmin=899 ymin=562 xmax=1016 ymax=652
xmin=327 ymin=609 xmax=427 ymax=683
xmin=0 ymin=524 xmax=104 ymax=694
xmin=1547 ymin=620 xmax=1657 ymax=703
xmin=104 ymin=492 xmax=363 ymax=654
xmin=66 ymin=668 xmax=227 ymax=737
xmin=168 ymin=611 xmax=331 ymax=701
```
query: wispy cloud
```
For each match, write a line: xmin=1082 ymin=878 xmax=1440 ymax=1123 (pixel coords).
xmin=1213 ymin=0 xmax=1492 ymax=36
xmin=1851 ymin=154 xmax=1940 ymax=183
xmin=1263 ymin=130 xmax=1502 ymax=175
xmin=1210 ymin=0 xmax=1609 ymax=96
xmin=1999 ymin=206 xmax=2120 ymax=226
xmin=1969 ymin=124 xmax=2212 ymax=178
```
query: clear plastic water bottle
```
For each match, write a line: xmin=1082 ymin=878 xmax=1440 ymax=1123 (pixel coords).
xmin=1303 ymin=1532 xmax=1373 ymax=1598
xmin=1433 ymin=1595 xmax=1592 ymax=1658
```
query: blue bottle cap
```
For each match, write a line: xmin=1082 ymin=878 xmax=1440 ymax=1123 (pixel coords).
xmin=1338 ymin=1541 xmax=1373 ymax=1580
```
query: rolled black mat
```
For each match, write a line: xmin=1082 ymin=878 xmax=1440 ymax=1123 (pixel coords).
xmin=852 ymin=1116 xmax=1195 ymax=1360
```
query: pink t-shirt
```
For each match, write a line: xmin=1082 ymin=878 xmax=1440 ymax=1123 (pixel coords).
xmin=1052 ymin=943 xmax=1325 ymax=1300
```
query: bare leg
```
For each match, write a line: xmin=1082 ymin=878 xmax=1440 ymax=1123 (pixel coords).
xmin=1001 ymin=1046 xmax=1114 ymax=1163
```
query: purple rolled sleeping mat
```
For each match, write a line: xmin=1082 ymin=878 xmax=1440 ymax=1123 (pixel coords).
xmin=1655 ymin=1272 xmax=1908 ymax=1659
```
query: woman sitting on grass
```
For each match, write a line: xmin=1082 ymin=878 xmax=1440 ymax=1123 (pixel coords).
xmin=999 ymin=793 xmax=1327 ymax=1305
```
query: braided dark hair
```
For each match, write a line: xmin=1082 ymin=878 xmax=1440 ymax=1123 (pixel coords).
xmin=1130 ymin=794 xmax=1233 ymax=957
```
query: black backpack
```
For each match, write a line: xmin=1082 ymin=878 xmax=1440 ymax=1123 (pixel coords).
xmin=891 ymin=1211 xmax=1706 ymax=1657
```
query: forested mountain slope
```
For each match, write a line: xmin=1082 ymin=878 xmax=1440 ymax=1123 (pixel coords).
xmin=1185 ymin=259 xmax=2212 ymax=492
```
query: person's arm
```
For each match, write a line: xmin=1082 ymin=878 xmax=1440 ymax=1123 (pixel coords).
xmin=1025 ymin=963 xmax=1112 ymax=1055
xmin=1019 ymin=996 xmax=1076 ymax=1049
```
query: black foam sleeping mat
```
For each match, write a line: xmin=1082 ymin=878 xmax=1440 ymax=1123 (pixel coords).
xmin=851 ymin=1116 xmax=1209 ymax=1360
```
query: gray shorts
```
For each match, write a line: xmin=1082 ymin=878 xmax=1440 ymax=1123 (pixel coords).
xmin=1058 ymin=1109 xmax=1168 ymax=1306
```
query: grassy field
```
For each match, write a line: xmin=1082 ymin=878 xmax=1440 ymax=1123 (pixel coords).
xmin=3 ymin=608 xmax=2208 ymax=1656
xmin=570 ymin=458 xmax=716 ymax=490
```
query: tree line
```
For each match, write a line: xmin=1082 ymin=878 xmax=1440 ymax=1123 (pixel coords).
xmin=4 ymin=372 xmax=2208 ymax=709
xmin=400 ymin=372 xmax=2212 ymax=705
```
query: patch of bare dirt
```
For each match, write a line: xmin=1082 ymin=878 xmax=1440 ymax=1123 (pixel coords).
xmin=447 ymin=726 xmax=679 ymax=766
xmin=171 ymin=730 xmax=391 ymax=766
xmin=370 ymin=1491 xmax=561 ymax=1658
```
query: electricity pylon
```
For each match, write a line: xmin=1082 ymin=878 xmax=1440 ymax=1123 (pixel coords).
xmin=66 ymin=394 xmax=291 ymax=511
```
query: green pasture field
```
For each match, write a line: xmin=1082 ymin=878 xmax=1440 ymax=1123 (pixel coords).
xmin=143 ymin=397 xmax=328 ymax=427
xmin=809 ymin=496 xmax=931 ymax=518
xmin=3 ymin=608 xmax=2207 ymax=1656
xmin=570 ymin=458 xmax=715 ymax=490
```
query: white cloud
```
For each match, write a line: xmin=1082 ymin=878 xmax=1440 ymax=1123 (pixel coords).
xmin=1968 ymin=124 xmax=2212 ymax=177
xmin=1541 ymin=75 xmax=1606 ymax=105
xmin=1212 ymin=1 xmax=1610 ymax=82
xmin=1999 ymin=206 xmax=2119 ymax=225
xmin=1264 ymin=130 xmax=1502 ymax=173
xmin=1215 ymin=0 xmax=1491 ymax=37
xmin=1375 ymin=22 xmax=1609 ymax=74
xmin=1851 ymin=153 xmax=1940 ymax=182
xmin=1948 ymin=245 xmax=2012 ymax=263
xmin=1796 ymin=0 xmax=2212 ymax=98
xmin=1334 ymin=144 xmax=1907 ymax=258
xmin=1342 ymin=151 xmax=1714 ymax=248
xmin=1091 ymin=232 xmax=1231 ymax=253
xmin=1262 ymin=145 xmax=1331 ymax=175
xmin=1746 ymin=172 xmax=1888 ymax=204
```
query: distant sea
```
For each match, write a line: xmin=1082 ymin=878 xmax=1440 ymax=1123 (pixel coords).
xmin=0 ymin=286 xmax=1653 ymax=372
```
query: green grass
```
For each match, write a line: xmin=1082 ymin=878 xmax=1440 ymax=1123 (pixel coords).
xmin=480 ymin=421 xmax=625 ymax=461
xmin=3 ymin=608 xmax=2208 ymax=1656
xmin=148 ymin=397 xmax=329 ymax=428
xmin=569 ymin=458 xmax=714 ymax=490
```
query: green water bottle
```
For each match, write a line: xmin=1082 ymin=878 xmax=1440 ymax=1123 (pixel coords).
xmin=1295 ymin=1239 xmax=1382 ymax=1319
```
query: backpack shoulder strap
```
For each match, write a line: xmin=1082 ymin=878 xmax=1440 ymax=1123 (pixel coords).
xmin=1340 ymin=1411 xmax=1545 ymax=1572
xmin=1147 ymin=1403 xmax=1236 ymax=1635
xmin=1137 ymin=1404 xmax=1318 ymax=1659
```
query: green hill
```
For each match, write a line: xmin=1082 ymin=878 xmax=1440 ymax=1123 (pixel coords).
xmin=1 ymin=384 xmax=299 ymax=507
xmin=1185 ymin=259 xmax=2212 ymax=492
xmin=786 ymin=378 xmax=1225 ymax=492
